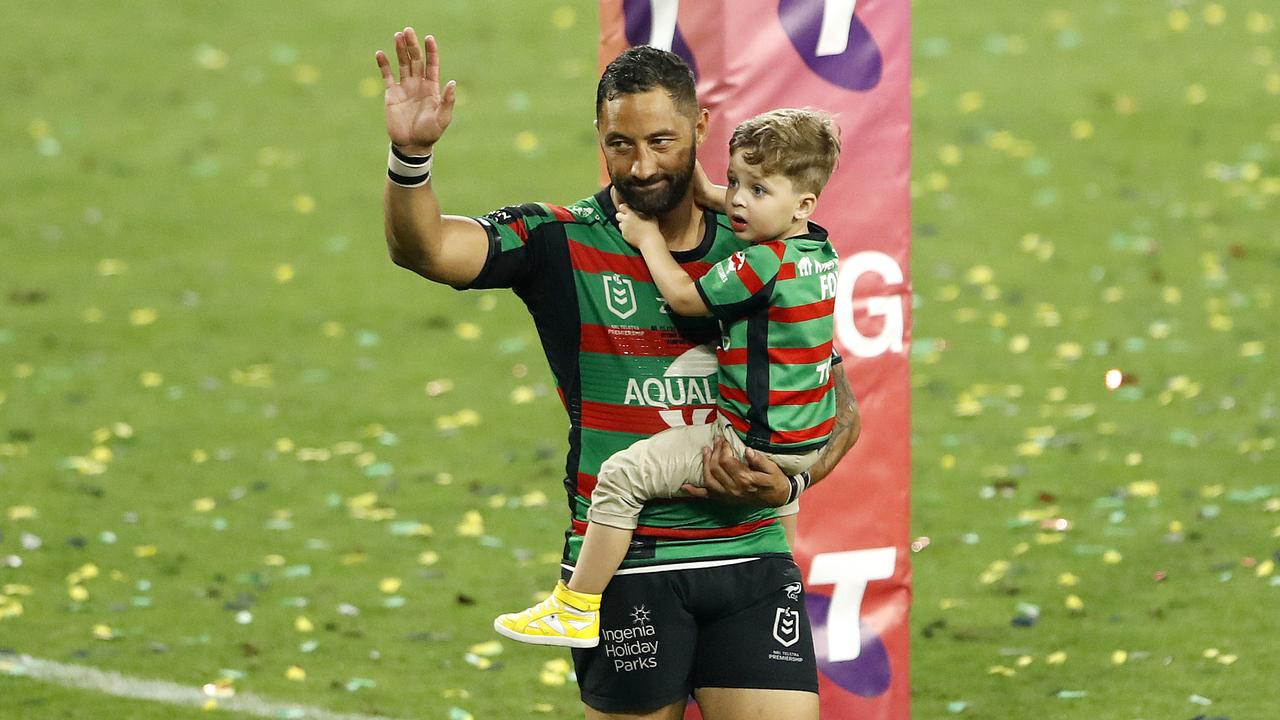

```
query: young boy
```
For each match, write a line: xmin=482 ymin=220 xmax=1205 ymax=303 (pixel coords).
xmin=494 ymin=108 xmax=842 ymax=648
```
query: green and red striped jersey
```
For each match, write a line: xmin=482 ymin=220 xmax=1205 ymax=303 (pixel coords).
xmin=466 ymin=188 xmax=792 ymax=569
xmin=694 ymin=224 xmax=839 ymax=454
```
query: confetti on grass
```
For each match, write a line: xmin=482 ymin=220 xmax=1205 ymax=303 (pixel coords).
xmin=1 ymin=6 xmax=1275 ymax=718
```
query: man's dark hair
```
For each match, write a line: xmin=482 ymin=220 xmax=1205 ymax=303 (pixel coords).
xmin=595 ymin=45 xmax=697 ymax=119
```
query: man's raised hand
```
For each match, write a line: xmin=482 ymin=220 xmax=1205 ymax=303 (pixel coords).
xmin=375 ymin=27 xmax=456 ymax=155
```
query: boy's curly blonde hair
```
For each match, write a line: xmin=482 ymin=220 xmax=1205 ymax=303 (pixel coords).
xmin=729 ymin=108 xmax=841 ymax=196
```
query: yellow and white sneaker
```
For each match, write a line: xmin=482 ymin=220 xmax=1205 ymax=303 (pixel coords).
xmin=494 ymin=581 xmax=601 ymax=648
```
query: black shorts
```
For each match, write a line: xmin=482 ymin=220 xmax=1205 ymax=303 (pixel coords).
xmin=564 ymin=556 xmax=818 ymax=714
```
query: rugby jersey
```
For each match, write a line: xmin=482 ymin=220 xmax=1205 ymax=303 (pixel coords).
xmin=694 ymin=224 xmax=839 ymax=454
xmin=467 ymin=188 xmax=793 ymax=569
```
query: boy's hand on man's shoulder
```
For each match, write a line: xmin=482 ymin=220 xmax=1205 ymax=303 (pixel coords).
xmin=692 ymin=161 xmax=727 ymax=214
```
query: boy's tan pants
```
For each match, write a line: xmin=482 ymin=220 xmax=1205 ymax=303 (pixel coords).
xmin=588 ymin=416 xmax=822 ymax=530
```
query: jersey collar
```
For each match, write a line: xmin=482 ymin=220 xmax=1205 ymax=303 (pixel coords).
xmin=789 ymin=220 xmax=831 ymax=244
xmin=594 ymin=186 xmax=721 ymax=263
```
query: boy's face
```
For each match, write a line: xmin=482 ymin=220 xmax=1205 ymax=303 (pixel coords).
xmin=724 ymin=149 xmax=815 ymax=243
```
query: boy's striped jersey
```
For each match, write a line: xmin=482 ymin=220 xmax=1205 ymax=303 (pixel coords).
xmin=694 ymin=224 xmax=839 ymax=454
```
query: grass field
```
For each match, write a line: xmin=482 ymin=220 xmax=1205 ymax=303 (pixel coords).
xmin=2 ymin=1 xmax=1278 ymax=719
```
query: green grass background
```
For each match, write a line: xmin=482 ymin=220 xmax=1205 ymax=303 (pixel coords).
xmin=1 ymin=1 xmax=1277 ymax=719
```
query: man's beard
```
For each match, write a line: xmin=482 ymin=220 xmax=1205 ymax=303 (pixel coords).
xmin=612 ymin=150 xmax=696 ymax=218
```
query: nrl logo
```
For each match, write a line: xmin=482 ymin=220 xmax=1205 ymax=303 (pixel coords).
xmin=772 ymin=607 xmax=800 ymax=647
xmin=604 ymin=274 xmax=638 ymax=319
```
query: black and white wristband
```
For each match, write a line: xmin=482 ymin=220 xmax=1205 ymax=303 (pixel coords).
xmin=387 ymin=144 xmax=433 ymax=188
xmin=784 ymin=471 xmax=812 ymax=506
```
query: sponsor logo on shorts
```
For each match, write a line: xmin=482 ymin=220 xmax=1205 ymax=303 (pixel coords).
xmin=630 ymin=605 xmax=651 ymax=625
xmin=603 ymin=605 xmax=659 ymax=673
xmin=772 ymin=607 xmax=801 ymax=647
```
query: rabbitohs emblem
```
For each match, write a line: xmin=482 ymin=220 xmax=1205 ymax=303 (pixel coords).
xmin=783 ymin=582 xmax=803 ymax=602
xmin=604 ymin=274 xmax=638 ymax=319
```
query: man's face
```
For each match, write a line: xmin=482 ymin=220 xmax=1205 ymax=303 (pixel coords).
xmin=597 ymin=89 xmax=706 ymax=218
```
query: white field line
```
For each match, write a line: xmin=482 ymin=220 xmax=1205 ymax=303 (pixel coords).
xmin=1 ymin=654 xmax=411 ymax=720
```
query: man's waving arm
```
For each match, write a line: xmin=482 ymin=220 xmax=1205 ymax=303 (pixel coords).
xmin=376 ymin=27 xmax=489 ymax=287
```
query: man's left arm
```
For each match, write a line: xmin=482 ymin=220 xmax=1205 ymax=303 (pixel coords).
xmin=689 ymin=365 xmax=861 ymax=505
xmin=802 ymin=363 xmax=861 ymax=487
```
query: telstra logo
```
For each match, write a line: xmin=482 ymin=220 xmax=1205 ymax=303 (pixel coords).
xmin=620 ymin=0 xmax=884 ymax=92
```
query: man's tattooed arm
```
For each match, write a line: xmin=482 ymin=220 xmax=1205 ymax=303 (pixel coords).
xmin=808 ymin=368 xmax=861 ymax=485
